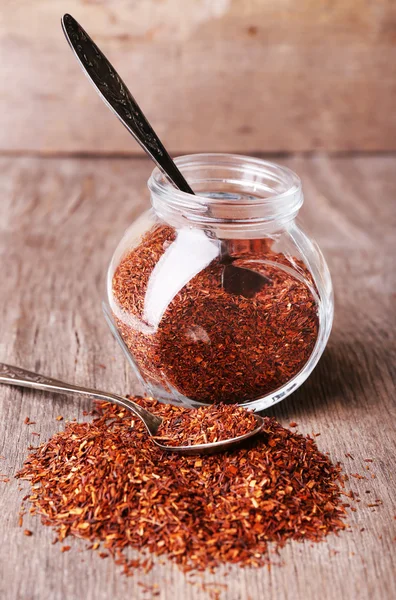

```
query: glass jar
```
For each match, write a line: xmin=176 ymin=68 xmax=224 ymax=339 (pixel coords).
xmin=105 ymin=154 xmax=333 ymax=411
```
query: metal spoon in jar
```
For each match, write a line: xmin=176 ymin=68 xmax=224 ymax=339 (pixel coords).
xmin=61 ymin=14 xmax=269 ymax=299
xmin=0 ymin=364 xmax=265 ymax=455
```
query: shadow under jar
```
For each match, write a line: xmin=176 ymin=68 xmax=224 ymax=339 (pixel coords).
xmin=105 ymin=154 xmax=333 ymax=410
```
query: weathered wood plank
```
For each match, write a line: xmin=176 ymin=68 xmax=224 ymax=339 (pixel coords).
xmin=1 ymin=0 xmax=396 ymax=154
xmin=0 ymin=155 xmax=395 ymax=600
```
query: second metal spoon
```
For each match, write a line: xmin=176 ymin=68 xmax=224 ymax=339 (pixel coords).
xmin=0 ymin=364 xmax=265 ymax=455
xmin=61 ymin=13 xmax=269 ymax=299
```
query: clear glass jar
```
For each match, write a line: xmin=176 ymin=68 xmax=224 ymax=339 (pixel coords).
xmin=105 ymin=154 xmax=333 ymax=411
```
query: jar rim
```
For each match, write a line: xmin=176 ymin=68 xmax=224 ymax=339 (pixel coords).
xmin=148 ymin=153 xmax=303 ymax=231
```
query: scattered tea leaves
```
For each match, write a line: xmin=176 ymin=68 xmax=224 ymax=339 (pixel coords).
xmin=17 ymin=397 xmax=349 ymax=575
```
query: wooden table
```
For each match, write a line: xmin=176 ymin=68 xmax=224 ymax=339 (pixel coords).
xmin=0 ymin=154 xmax=394 ymax=600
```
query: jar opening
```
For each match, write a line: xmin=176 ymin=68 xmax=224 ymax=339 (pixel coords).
xmin=148 ymin=153 xmax=303 ymax=233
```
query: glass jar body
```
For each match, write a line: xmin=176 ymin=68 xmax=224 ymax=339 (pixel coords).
xmin=105 ymin=155 xmax=333 ymax=411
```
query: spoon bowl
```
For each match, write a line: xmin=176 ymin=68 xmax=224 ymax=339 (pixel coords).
xmin=0 ymin=363 xmax=265 ymax=455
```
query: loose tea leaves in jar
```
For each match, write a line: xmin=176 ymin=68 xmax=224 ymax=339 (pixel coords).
xmin=112 ymin=225 xmax=319 ymax=404
xmin=155 ymin=403 xmax=258 ymax=446
xmin=106 ymin=155 xmax=334 ymax=409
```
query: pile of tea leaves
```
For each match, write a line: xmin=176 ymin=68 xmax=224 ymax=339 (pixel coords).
xmin=17 ymin=397 xmax=349 ymax=574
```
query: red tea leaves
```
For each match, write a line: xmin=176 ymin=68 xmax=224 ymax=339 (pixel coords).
xmin=112 ymin=226 xmax=319 ymax=404
xmin=155 ymin=403 xmax=257 ymax=446
xmin=17 ymin=397 xmax=349 ymax=574
xmin=137 ymin=582 xmax=160 ymax=596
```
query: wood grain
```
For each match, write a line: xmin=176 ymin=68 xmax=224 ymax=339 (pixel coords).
xmin=0 ymin=154 xmax=395 ymax=600
xmin=1 ymin=0 xmax=396 ymax=154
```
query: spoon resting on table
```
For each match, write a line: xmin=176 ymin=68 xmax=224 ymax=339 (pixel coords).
xmin=0 ymin=364 xmax=265 ymax=455
xmin=61 ymin=13 xmax=269 ymax=299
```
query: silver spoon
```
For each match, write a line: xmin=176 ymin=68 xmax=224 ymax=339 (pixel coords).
xmin=61 ymin=13 xmax=269 ymax=299
xmin=0 ymin=364 xmax=265 ymax=455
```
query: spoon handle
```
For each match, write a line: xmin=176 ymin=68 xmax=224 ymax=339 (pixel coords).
xmin=61 ymin=14 xmax=193 ymax=194
xmin=0 ymin=363 xmax=161 ymax=431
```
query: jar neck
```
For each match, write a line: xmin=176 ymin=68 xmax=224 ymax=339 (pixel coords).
xmin=148 ymin=153 xmax=303 ymax=237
